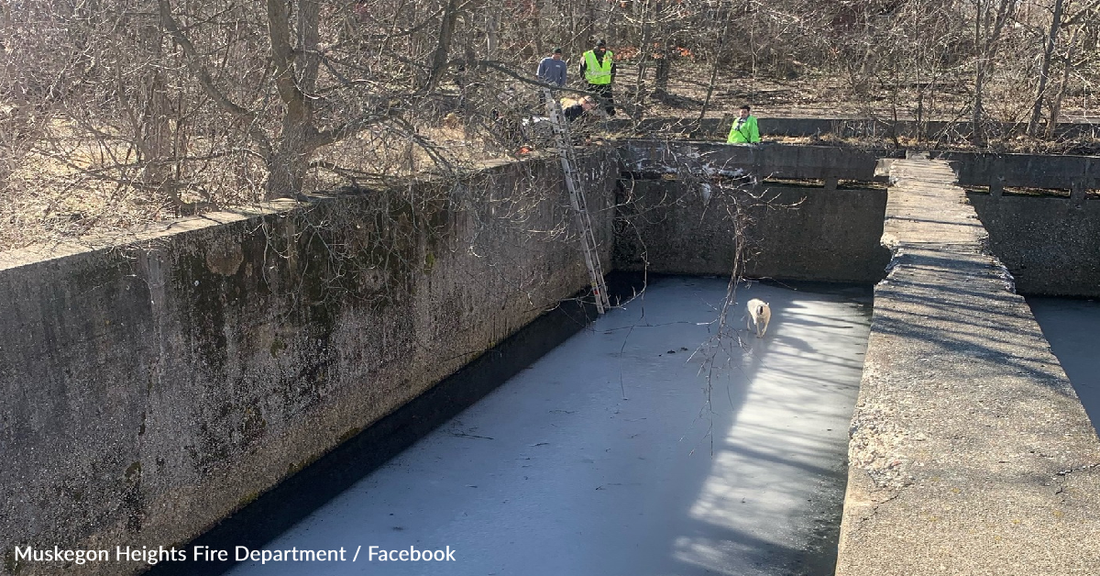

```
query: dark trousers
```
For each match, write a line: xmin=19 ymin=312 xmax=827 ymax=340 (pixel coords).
xmin=586 ymin=83 xmax=615 ymax=116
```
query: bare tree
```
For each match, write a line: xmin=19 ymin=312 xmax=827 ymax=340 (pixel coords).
xmin=1028 ymin=0 xmax=1066 ymax=135
xmin=970 ymin=0 xmax=1018 ymax=144
xmin=9 ymin=0 xmax=1100 ymax=251
xmin=1041 ymin=0 xmax=1100 ymax=133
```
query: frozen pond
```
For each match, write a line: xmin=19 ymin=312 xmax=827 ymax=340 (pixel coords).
xmin=1028 ymin=297 xmax=1100 ymax=432
xmin=225 ymin=277 xmax=873 ymax=576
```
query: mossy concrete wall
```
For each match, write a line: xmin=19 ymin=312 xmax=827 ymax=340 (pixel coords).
xmin=614 ymin=181 xmax=891 ymax=283
xmin=968 ymin=193 xmax=1100 ymax=297
xmin=0 ymin=151 xmax=617 ymax=576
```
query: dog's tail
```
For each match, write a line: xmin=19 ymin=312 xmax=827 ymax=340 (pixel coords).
xmin=755 ymin=303 xmax=765 ymax=317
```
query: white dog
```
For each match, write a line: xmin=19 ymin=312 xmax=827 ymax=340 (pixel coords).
xmin=746 ymin=298 xmax=772 ymax=338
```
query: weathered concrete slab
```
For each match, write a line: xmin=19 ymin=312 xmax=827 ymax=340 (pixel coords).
xmin=0 ymin=153 xmax=618 ymax=576
xmin=837 ymin=157 xmax=1100 ymax=576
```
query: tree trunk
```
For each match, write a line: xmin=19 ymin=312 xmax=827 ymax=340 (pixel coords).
xmin=267 ymin=136 xmax=313 ymax=199
xmin=696 ymin=40 xmax=725 ymax=126
xmin=1046 ymin=27 xmax=1079 ymax=138
xmin=529 ymin=0 xmax=542 ymax=59
xmin=584 ymin=0 xmax=594 ymax=44
xmin=297 ymin=0 xmax=321 ymax=94
xmin=633 ymin=0 xmax=654 ymax=95
xmin=971 ymin=0 xmax=1018 ymax=145
xmin=137 ymin=14 xmax=175 ymax=199
xmin=654 ymin=41 xmax=672 ymax=93
xmin=972 ymin=56 xmax=986 ymax=144
xmin=424 ymin=0 xmax=461 ymax=92
xmin=1028 ymin=0 xmax=1064 ymax=136
xmin=266 ymin=0 xmax=318 ymax=198
xmin=971 ymin=0 xmax=985 ymax=144
xmin=486 ymin=9 xmax=498 ymax=55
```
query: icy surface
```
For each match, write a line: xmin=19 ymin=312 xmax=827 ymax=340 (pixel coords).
xmin=227 ymin=277 xmax=874 ymax=576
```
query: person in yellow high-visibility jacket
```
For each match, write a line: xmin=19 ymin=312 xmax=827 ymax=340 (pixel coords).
xmin=727 ymin=105 xmax=760 ymax=144
xmin=579 ymin=39 xmax=617 ymax=117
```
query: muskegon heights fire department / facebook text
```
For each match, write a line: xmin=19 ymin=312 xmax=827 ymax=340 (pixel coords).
xmin=14 ymin=544 xmax=457 ymax=566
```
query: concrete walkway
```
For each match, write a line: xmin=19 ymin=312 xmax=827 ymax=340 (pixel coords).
xmin=836 ymin=156 xmax=1100 ymax=576
xmin=225 ymin=278 xmax=872 ymax=576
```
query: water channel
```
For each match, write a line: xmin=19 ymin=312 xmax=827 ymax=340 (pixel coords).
xmin=224 ymin=277 xmax=874 ymax=576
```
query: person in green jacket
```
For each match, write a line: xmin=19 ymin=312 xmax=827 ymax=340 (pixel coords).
xmin=727 ymin=105 xmax=760 ymax=144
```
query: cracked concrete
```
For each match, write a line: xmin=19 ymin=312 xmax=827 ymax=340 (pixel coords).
xmin=836 ymin=156 xmax=1100 ymax=576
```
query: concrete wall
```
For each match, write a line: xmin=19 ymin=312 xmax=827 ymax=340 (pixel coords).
xmin=614 ymin=181 xmax=890 ymax=283
xmin=618 ymin=140 xmax=884 ymax=182
xmin=0 ymin=151 xmax=617 ymax=576
xmin=10 ymin=139 xmax=1098 ymax=576
xmin=934 ymin=150 xmax=1100 ymax=194
xmin=837 ymin=156 xmax=1100 ymax=576
xmin=617 ymin=117 xmax=1100 ymax=143
xmin=968 ymin=193 xmax=1100 ymax=297
xmin=761 ymin=118 xmax=1100 ymax=141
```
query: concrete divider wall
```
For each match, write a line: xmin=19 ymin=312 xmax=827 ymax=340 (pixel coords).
xmin=0 ymin=151 xmax=617 ymax=576
xmin=968 ymin=193 xmax=1100 ymax=297
xmin=761 ymin=118 xmax=1100 ymax=141
xmin=614 ymin=182 xmax=891 ymax=283
xmin=837 ymin=156 xmax=1100 ymax=576
xmin=618 ymin=140 xmax=883 ymax=182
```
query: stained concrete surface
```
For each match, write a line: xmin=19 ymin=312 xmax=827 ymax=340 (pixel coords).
xmin=837 ymin=157 xmax=1100 ymax=576
xmin=225 ymin=277 xmax=872 ymax=576
xmin=1028 ymin=297 xmax=1100 ymax=430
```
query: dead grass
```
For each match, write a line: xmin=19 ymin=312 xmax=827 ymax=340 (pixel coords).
xmin=0 ymin=146 xmax=174 ymax=251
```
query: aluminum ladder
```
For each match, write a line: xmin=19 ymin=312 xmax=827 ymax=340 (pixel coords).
xmin=542 ymin=88 xmax=611 ymax=314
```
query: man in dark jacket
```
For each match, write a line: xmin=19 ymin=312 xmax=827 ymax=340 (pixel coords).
xmin=537 ymin=47 xmax=568 ymax=87
xmin=563 ymin=96 xmax=598 ymax=122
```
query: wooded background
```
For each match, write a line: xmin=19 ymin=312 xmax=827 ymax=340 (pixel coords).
xmin=1 ymin=0 xmax=1097 ymax=247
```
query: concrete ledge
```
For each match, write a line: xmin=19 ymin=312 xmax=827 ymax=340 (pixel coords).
xmin=762 ymin=118 xmax=1100 ymax=141
xmin=616 ymin=140 xmax=884 ymax=182
xmin=932 ymin=150 xmax=1100 ymax=193
xmin=612 ymin=117 xmax=1100 ymax=142
xmin=837 ymin=157 xmax=1100 ymax=576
